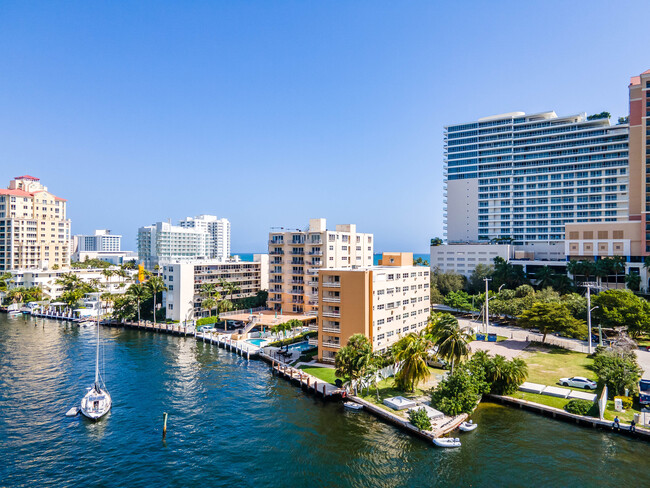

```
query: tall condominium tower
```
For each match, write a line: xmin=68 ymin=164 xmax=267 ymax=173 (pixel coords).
xmin=0 ymin=175 xmax=71 ymax=271
xmin=444 ymin=111 xmax=629 ymax=257
xmin=267 ymin=218 xmax=374 ymax=315
xmin=178 ymin=214 xmax=230 ymax=261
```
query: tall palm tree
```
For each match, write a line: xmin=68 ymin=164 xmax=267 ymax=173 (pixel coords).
xmin=101 ymin=269 xmax=114 ymax=291
xmin=199 ymin=283 xmax=222 ymax=318
xmin=146 ymin=276 xmax=167 ymax=326
xmin=428 ymin=315 xmax=472 ymax=373
xmin=393 ymin=332 xmax=432 ymax=392
xmin=126 ymin=283 xmax=149 ymax=324
xmin=202 ymin=297 xmax=217 ymax=317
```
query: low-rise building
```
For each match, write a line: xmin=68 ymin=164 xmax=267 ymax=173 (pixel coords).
xmin=430 ymin=243 xmax=514 ymax=278
xmin=316 ymin=252 xmax=430 ymax=363
xmin=162 ymin=255 xmax=269 ymax=322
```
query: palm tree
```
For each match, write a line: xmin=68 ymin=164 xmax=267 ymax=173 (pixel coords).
xmin=428 ymin=315 xmax=472 ymax=373
xmin=334 ymin=334 xmax=373 ymax=390
xmin=202 ymin=297 xmax=217 ymax=316
xmin=101 ymin=269 xmax=114 ymax=291
xmin=534 ymin=266 xmax=556 ymax=289
xmin=146 ymin=276 xmax=167 ymax=326
xmin=126 ymin=283 xmax=149 ymax=323
xmin=199 ymin=283 xmax=222 ymax=318
xmin=393 ymin=332 xmax=432 ymax=392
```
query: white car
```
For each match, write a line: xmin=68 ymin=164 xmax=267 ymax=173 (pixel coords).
xmin=559 ymin=376 xmax=597 ymax=390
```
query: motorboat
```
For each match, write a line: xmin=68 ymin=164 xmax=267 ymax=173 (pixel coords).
xmin=79 ymin=299 xmax=112 ymax=421
xmin=343 ymin=401 xmax=363 ymax=411
xmin=79 ymin=321 xmax=95 ymax=327
xmin=433 ymin=437 xmax=462 ymax=448
xmin=459 ymin=420 xmax=478 ymax=432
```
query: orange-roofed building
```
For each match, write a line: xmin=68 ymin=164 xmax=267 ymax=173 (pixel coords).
xmin=0 ymin=175 xmax=71 ymax=271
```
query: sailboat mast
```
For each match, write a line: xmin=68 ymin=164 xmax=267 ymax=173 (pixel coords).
xmin=95 ymin=295 xmax=100 ymax=387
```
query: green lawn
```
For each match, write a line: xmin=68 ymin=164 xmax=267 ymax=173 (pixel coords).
xmin=298 ymin=366 xmax=339 ymax=384
xmin=524 ymin=346 xmax=595 ymax=387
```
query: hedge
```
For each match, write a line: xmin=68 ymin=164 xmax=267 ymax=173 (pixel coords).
xmin=196 ymin=316 xmax=221 ymax=326
xmin=565 ymin=399 xmax=593 ymax=416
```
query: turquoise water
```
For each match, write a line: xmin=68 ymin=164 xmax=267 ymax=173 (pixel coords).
xmin=2 ymin=313 xmax=650 ymax=487
xmin=287 ymin=341 xmax=314 ymax=352
xmin=246 ymin=338 xmax=266 ymax=346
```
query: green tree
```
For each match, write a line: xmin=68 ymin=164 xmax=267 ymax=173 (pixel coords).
xmin=626 ymin=273 xmax=641 ymax=292
xmin=443 ymin=290 xmax=474 ymax=311
xmin=466 ymin=264 xmax=493 ymax=294
xmin=408 ymin=407 xmax=432 ymax=431
xmin=484 ymin=355 xmax=528 ymax=395
xmin=518 ymin=302 xmax=586 ymax=342
xmin=126 ymin=283 xmax=149 ymax=323
xmin=492 ymin=257 xmax=527 ymax=289
xmin=334 ymin=334 xmax=373 ymax=387
xmin=430 ymin=237 xmax=443 ymax=247
xmin=146 ymin=276 xmax=167 ymax=326
xmin=593 ymin=348 xmax=642 ymax=397
xmin=427 ymin=313 xmax=472 ymax=372
xmin=593 ymin=289 xmax=650 ymax=339
xmin=431 ymin=366 xmax=483 ymax=416
xmin=430 ymin=269 xmax=466 ymax=295
xmin=393 ymin=332 xmax=432 ymax=392
xmin=202 ymin=297 xmax=217 ymax=317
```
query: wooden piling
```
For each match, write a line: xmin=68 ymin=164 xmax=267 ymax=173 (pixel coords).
xmin=163 ymin=412 xmax=168 ymax=440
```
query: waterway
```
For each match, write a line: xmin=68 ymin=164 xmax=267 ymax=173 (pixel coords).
xmin=1 ymin=314 xmax=649 ymax=487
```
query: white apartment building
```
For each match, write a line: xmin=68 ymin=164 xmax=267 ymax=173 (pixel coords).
xmin=162 ymin=255 xmax=269 ymax=322
xmin=179 ymin=215 xmax=231 ymax=261
xmin=0 ymin=175 xmax=71 ymax=272
xmin=268 ymin=218 xmax=374 ymax=315
xmin=430 ymin=243 xmax=513 ymax=278
xmin=316 ymin=253 xmax=430 ymax=363
xmin=75 ymin=230 xmax=121 ymax=252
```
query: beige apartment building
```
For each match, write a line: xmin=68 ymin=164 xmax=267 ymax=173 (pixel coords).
xmin=314 ymin=252 xmax=431 ymax=363
xmin=267 ymin=218 xmax=373 ymax=315
xmin=0 ymin=175 xmax=71 ymax=272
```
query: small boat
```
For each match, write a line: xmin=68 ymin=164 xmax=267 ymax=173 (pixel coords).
xmin=343 ymin=401 xmax=363 ymax=411
xmin=433 ymin=437 xmax=461 ymax=448
xmin=80 ymin=299 xmax=112 ymax=421
xmin=79 ymin=321 xmax=95 ymax=327
xmin=459 ymin=420 xmax=478 ymax=432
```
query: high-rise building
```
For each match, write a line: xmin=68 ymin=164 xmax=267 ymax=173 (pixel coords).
xmin=314 ymin=252 xmax=430 ymax=363
xmin=179 ymin=215 xmax=230 ymax=261
xmin=138 ymin=215 xmax=231 ymax=269
xmin=75 ymin=230 xmax=121 ymax=252
xmin=444 ymin=111 xmax=629 ymax=254
xmin=0 ymin=175 xmax=71 ymax=271
xmin=267 ymin=218 xmax=374 ymax=315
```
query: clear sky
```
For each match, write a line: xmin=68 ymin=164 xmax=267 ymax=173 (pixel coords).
xmin=0 ymin=1 xmax=647 ymax=253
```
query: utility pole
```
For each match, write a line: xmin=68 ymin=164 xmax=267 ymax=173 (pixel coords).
xmin=484 ymin=277 xmax=491 ymax=335
xmin=583 ymin=282 xmax=599 ymax=355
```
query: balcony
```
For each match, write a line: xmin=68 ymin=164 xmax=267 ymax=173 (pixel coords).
xmin=322 ymin=297 xmax=340 ymax=303
xmin=288 ymin=289 xmax=305 ymax=295
xmin=292 ymin=299 xmax=305 ymax=304
xmin=271 ymin=259 xmax=283 ymax=265
xmin=268 ymin=297 xmax=282 ymax=302
xmin=269 ymin=278 xmax=283 ymax=284
xmin=290 ymin=279 xmax=305 ymax=284
xmin=308 ymin=300 xmax=318 ymax=306
xmin=308 ymin=280 xmax=318 ymax=286
xmin=310 ymin=261 xmax=322 ymax=267
xmin=270 ymin=269 xmax=283 ymax=274
xmin=323 ymin=326 xmax=341 ymax=333
xmin=291 ymin=259 xmax=305 ymax=265
xmin=307 ymin=338 xmax=318 ymax=346
xmin=269 ymin=240 xmax=284 ymax=245
xmin=269 ymin=250 xmax=284 ymax=255
xmin=308 ymin=250 xmax=323 ymax=256
xmin=322 ymin=311 xmax=340 ymax=318
xmin=322 ymin=341 xmax=341 ymax=349
xmin=322 ymin=281 xmax=341 ymax=287
xmin=291 ymin=269 xmax=304 ymax=275
xmin=307 ymin=323 xmax=318 ymax=331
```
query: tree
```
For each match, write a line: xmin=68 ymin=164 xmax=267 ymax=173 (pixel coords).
xmin=593 ymin=289 xmax=650 ymax=339
xmin=430 ymin=269 xmax=466 ymax=295
xmin=334 ymin=334 xmax=373 ymax=387
xmin=484 ymin=355 xmax=528 ymax=395
xmin=199 ymin=283 xmax=222 ymax=317
xmin=492 ymin=257 xmax=527 ymax=289
xmin=518 ymin=302 xmax=586 ymax=342
xmin=112 ymin=294 xmax=137 ymax=321
xmin=593 ymin=348 xmax=642 ymax=397
xmin=408 ymin=407 xmax=432 ymax=431
xmin=202 ymin=297 xmax=217 ymax=317
xmin=146 ymin=276 xmax=167 ymax=326
xmin=430 ymin=237 xmax=443 ymax=247
xmin=101 ymin=269 xmax=114 ymax=290
xmin=626 ymin=273 xmax=641 ymax=292
xmin=393 ymin=332 xmax=432 ymax=392
xmin=534 ymin=266 xmax=557 ymax=289
xmin=466 ymin=264 xmax=493 ymax=294
xmin=443 ymin=290 xmax=474 ymax=311
xmin=427 ymin=313 xmax=472 ymax=372
xmin=431 ymin=366 xmax=483 ymax=416
xmin=126 ymin=283 xmax=149 ymax=323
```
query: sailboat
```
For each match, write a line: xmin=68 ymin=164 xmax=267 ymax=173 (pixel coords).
xmin=80 ymin=297 xmax=111 ymax=420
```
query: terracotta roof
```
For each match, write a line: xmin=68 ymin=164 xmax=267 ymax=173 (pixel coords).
xmin=642 ymin=69 xmax=650 ymax=75
xmin=14 ymin=175 xmax=40 ymax=181
xmin=0 ymin=188 xmax=33 ymax=197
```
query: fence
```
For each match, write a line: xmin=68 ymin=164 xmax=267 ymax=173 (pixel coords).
xmin=219 ymin=306 xmax=268 ymax=317
xmin=598 ymin=386 xmax=609 ymax=420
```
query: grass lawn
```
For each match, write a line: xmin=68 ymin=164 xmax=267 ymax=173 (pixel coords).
xmin=636 ymin=335 xmax=650 ymax=348
xmin=298 ymin=366 xmax=339 ymax=385
xmin=524 ymin=345 xmax=595 ymax=387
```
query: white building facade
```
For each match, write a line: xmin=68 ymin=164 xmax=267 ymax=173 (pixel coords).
xmin=179 ymin=215 xmax=231 ymax=261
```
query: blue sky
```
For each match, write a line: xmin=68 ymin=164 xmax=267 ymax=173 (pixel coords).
xmin=0 ymin=1 xmax=646 ymax=253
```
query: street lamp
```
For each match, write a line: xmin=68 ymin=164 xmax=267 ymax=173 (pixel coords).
xmin=483 ymin=280 xmax=504 ymax=335
xmin=590 ymin=306 xmax=601 ymax=347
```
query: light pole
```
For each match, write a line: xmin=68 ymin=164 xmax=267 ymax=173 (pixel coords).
xmin=483 ymin=278 xmax=491 ymax=335
xmin=590 ymin=305 xmax=600 ymax=347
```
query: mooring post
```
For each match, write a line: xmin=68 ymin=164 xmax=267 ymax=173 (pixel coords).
xmin=163 ymin=412 xmax=168 ymax=440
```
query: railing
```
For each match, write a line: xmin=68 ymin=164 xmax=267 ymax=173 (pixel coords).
xmin=307 ymin=323 xmax=318 ymax=331
xmin=269 ymin=250 xmax=284 ymax=255
xmin=323 ymin=326 xmax=341 ymax=333
xmin=268 ymin=297 xmax=282 ymax=302
xmin=322 ymin=311 xmax=340 ymax=318
xmin=322 ymin=282 xmax=341 ymax=287
xmin=307 ymin=338 xmax=318 ymax=346
xmin=308 ymin=300 xmax=318 ymax=306
xmin=322 ymin=297 xmax=340 ymax=303
xmin=308 ymin=251 xmax=323 ymax=256
xmin=308 ymin=280 xmax=318 ymax=286
xmin=322 ymin=341 xmax=341 ymax=349
xmin=290 ymin=279 xmax=305 ymax=284
xmin=307 ymin=240 xmax=323 ymax=245
xmin=288 ymin=290 xmax=304 ymax=295
xmin=269 ymin=278 xmax=283 ymax=283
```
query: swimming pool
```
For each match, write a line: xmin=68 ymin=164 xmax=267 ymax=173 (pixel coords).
xmin=287 ymin=341 xmax=314 ymax=352
xmin=246 ymin=338 xmax=267 ymax=346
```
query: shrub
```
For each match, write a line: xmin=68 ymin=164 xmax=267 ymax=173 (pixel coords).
xmin=408 ymin=407 xmax=432 ymax=431
xmin=614 ymin=396 xmax=633 ymax=410
xmin=196 ymin=316 xmax=220 ymax=326
xmin=431 ymin=366 xmax=483 ymax=416
xmin=565 ymin=399 xmax=593 ymax=415
xmin=593 ymin=349 xmax=642 ymax=397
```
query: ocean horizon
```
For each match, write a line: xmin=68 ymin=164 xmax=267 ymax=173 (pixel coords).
xmin=233 ymin=252 xmax=430 ymax=264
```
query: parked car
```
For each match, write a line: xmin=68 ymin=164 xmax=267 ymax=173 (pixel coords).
xmin=559 ymin=376 xmax=597 ymax=390
xmin=199 ymin=325 xmax=216 ymax=333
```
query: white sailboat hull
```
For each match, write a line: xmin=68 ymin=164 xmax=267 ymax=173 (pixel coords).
xmin=80 ymin=387 xmax=112 ymax=420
